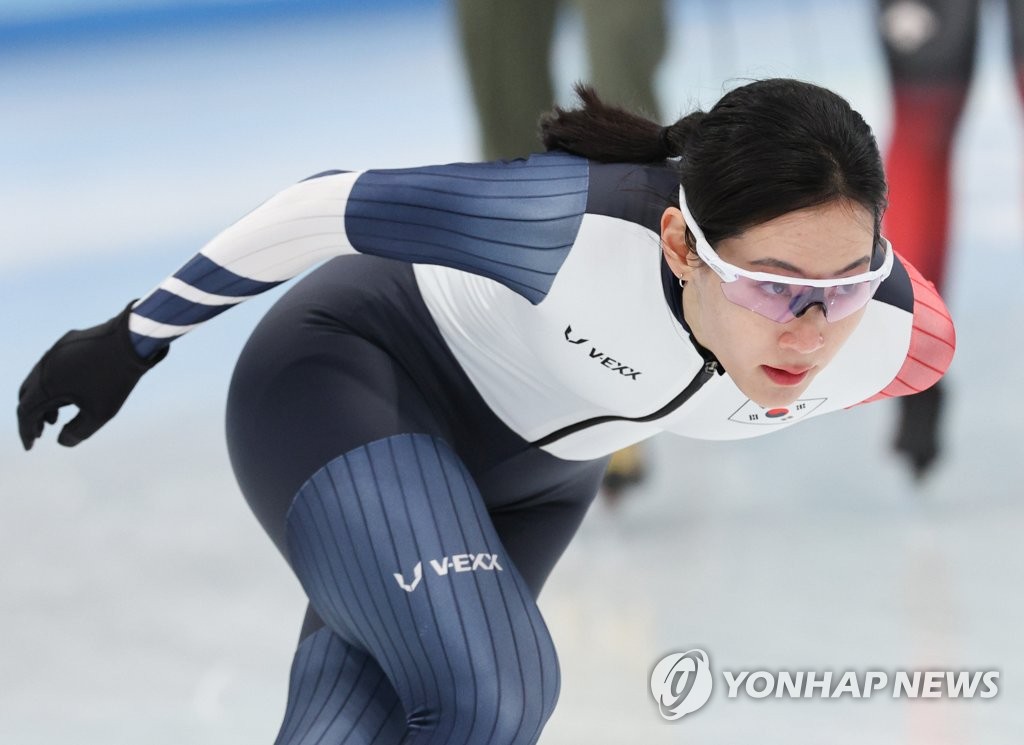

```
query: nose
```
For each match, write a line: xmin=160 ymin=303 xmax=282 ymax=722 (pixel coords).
xmin=778 ymin=305 xmax=826 ymax=354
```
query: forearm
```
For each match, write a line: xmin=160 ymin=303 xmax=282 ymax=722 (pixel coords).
xmin=129 ymin=170 xmax=359 ymax=357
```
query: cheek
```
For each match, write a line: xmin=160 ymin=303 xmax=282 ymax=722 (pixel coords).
xmin=703 ymin=296 xmax=773 ymax=364
xmin=689 ymin=274 xmax=789 ymax=366
xmin=824 ymin=307 xmax=868 ymax=352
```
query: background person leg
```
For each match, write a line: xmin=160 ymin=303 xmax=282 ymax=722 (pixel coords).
xmin=454 ymin=0 xmax=559 ymax=159
xmin=877 ymin=0 xmax=979 ymax=478
xmin=575 ymin=0 xmax=667 ymax=118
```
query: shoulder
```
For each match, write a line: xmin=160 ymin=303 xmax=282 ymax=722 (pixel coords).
xmin=853 ymin=252 xmax=956 ymax=406
xmin=353 ymin=151 xmax=589 ymax=196
xmin=336 ymin=153 xmax=678 ymax=225
xmin=585 ymin=160 xmax=679 ymax=232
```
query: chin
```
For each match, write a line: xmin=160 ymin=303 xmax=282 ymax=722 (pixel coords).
xmin=747 ymin=383 xmax=809 ymax=409
xmin=750 ymin=392 xmax=799 ymax=408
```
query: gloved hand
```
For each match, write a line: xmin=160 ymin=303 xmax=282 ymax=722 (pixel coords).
xmin=17 ymin=302 xmax=168 ymax=450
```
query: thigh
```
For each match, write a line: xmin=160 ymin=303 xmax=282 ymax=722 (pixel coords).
xmin=228 ymin=256 xmax=605 ymax=742
xmin=287 ymin=434 xmax=561 ymax=743
xmin=230 ymin=255 xmax=458 ymax=552
xmin=476 ymin=447 xmax=610 ymax=597
xmin=227 ymin=308 xmax=448 ymax=558
xmin=279 ymin=446 xmax=606 ymax=744
xmin=878 ymin=0 xmax=981 ymax=83
xmin=227 ymin=254 xmax=604 ymax=563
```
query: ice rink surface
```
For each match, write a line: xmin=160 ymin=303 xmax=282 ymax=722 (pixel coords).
xmin=2 ymin=1 xmax=1023 ymax=742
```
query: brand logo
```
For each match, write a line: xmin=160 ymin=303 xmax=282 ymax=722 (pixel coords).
xmin=650 ymin=647 xmax=1000 ymax=724
xmin=393 ymin=562 xmax=423 ymax=592
xmin=720 ymin=670 xmax=1000 ymax=700
xmin=728 ymin=398 xmax=827 ymax=425
xmin=650 ymin=649 xmax=714 ymax=720
xmin=393 ymin=553 xmax=504 ymax=593
xmin=564 ymin=325 xmax=642 ymax=380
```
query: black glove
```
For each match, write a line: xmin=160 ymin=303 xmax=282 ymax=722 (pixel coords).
xmin=17 ymin=302 xmax=168 ymax=450
xmin=892 ymin=381 xmax=945 ymax=481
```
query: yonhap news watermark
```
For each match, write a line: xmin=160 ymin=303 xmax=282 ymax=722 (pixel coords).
xmin=650 ymin=649 xmax=1000 ymax=721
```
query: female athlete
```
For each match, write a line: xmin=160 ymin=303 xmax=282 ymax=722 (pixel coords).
xmin=17 ymin=79 xmax=955 ymax=744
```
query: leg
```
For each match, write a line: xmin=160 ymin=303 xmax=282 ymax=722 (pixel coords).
xmin=454 ymin=0 xmax=559 ymax=159
xmin=474 ymin=447 xmax=608 ymax=597
xmin=275 ymin=619 xmax=405 ymax=745
xmin=1009 ymin=0 xmax=1024 ymax=102
xmin=877 ymin=0 xmax=978 ymax=477
xmin=575 ymin=0 xmax=667 ymax=118
xmin=227 ymin=257 xmax=585 ymax=742
xmin=286 ymin=434 xmax=561 ymax=744
xmin=274 ymin=444 xmax=607 ymax=745
xmin=877 ymin=0 xmax=979 ymax=289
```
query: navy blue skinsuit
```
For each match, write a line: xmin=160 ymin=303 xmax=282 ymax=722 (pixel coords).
xmin=123 ymin=153 xmax=955 ymax=743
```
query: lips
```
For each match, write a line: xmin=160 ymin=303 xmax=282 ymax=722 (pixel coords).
xmin=762 ymin=365 xmax=812 ymax=386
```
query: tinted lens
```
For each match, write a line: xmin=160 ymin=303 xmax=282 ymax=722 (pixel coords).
xmin=720 ymin=277 xmax=880 ymax=323
xmin=818 ymin=279 xmax=879 ymax=321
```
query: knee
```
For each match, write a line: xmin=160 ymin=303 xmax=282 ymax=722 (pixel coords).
xmin=414 ymin=643 xmax=561 ymax=745
xmin=484 ymin=660 xmax=561 ymax=745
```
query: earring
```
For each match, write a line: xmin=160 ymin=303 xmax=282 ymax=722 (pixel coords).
xmin=678 ymin=277 xmax=686 ymax=288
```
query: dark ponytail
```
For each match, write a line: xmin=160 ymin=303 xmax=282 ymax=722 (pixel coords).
xmin=540 ymin=83 xmax=705 ymax=163
xmin=541 ymin=79 xmax=888 ymax=248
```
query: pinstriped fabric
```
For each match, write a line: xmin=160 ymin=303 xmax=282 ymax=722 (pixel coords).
xmin=274 ymin=627 xmax=405 ymax=745
xmin=424 ymin=438 xmax=556 ymax=745
xmin=127 ymin=153 xmax=585 ymax=360
xmin=285 ymin=434 xmax=560 ymax=745
xmin=127 ymin=267 xmax=271 ymax=357
xmin=857 ymin=256 xmax=956 ymax=405
xmin=477 ymin=490 xmax=555 ymax=738
xmin=133 ymin=289 xmax=236 ymax=327
xmin=129 ymin=331 xmax=186 ymax=359
xmin=129 ymin=256 xmax=286 ymax=357
xmin=345 ymin=154 xmax=588 ymax=303
xmin=174 ymin=253 xmax=286 ymax=297
xmin=127 ymin=171 xmax=355 ymax=359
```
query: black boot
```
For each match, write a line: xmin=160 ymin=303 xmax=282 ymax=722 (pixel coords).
xmin=893 ymin=381 xmax=945 ymax=481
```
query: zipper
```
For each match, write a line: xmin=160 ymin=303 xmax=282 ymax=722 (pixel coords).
xmin=531 ymin=359 xmax=719 ymax=448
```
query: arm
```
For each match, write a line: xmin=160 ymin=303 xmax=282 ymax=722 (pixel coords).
xmin=853 ymin=252 xmax=956 ymax=406
xmin=128 ymin=170 xmax=355 ymax=357
xmin=17 ymin=153 xmax=590 ymax=448
xmin=132 ymin=153 xmax=588 ymax=356
xmin=17 ymin=171 xmax=356 ymax=450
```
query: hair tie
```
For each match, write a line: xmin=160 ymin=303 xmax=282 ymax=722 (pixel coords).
xmin=660 ymin=125 xmax=674 ymax=156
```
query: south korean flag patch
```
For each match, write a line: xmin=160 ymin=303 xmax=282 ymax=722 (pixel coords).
xmin=729 ymin=398 xmax=827 ymax=425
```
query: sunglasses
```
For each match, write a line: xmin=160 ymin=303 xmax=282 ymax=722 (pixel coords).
xmin=678 ymin=186 xmax=894 ymax=323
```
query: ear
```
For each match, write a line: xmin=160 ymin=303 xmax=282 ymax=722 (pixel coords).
xmin=660 ymin=207 xmax=699 ymax=283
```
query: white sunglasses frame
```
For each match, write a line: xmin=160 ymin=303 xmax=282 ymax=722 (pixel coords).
xmin=677 ymin=185 xmax=894 ymax=289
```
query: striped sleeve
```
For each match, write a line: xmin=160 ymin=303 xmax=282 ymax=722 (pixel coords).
xmin=854 ymin=254 xmax=956 ymax=406
xmin=128 ymin=153 xmax=590 ymax=358
xmin=344 ymin=154 xmax=588 ymax=302
xmin=129 ymin=170 xmax=357 ymax=357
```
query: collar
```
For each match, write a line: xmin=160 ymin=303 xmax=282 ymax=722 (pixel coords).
xmin=659 ymin=256 xmax=725 ymax=373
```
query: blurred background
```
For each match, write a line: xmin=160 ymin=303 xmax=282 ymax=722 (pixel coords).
xmin=2 ymin=0 xmax=1023 ymax=742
